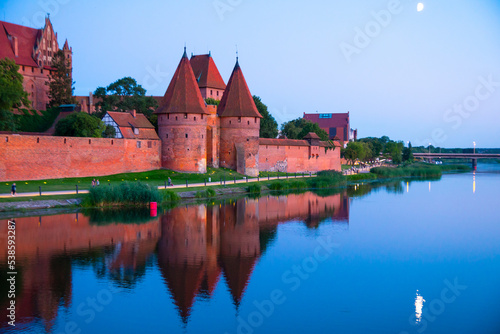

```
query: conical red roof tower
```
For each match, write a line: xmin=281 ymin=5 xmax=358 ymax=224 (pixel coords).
xmin=156 ymin=48 xmax=208 ymax=115
xmin=217 ymin=59 xmax=262 ymax=118
xmin=217 ymin=58 xmax=262 ymax=177
xmin=155 ymin=48 xmax=209 ymax=173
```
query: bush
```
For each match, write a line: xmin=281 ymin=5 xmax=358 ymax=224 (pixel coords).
xmin=55 ymin=112 xmax=105 ymax=137
xmin=195 ymin=188 xmax=217 ymax=198
xmin=247 ymin=184 xmax=261 ymax=194
xmin=85 ymin=182 xmax=160 ymax=206
xmin=307 ymin=171 xmax=346 ymax=189
xmin=15 ymin=107 xmax=60 ymax=132
xmin=371 ymin=164 xmax=443 ymax=178
xmin=162 ymin=190 xmax=180 ymax=202
xmin=347 ymin=173 xmax=378 ymax=181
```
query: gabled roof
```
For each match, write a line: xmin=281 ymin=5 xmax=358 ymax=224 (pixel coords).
xmin=155 ymin=49 xmax=208 ymax=115
xmin=190 ymin=54 xmax=226 ymax=90
xmin=106 ymin=111 xmax=154 ymax=128
xmin=303 ymin=132 xmax=321 ymax=139
xmin=217 ymin=60 xmax=262 ymax=118
xmin=303 ymin=112 xmax=350 ymax=128
xmin=0 ymin=20 xmax=40 ymax=67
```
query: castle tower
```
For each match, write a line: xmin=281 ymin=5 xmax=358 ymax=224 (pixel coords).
xmin=217 ymin=58 xmax=262 ymax=176
xmin=155 ymin=48 xmax=210 ymax=173
xmin=62 ymin=39 xmax=72 ymax=78
xmin=190 ymin=52 xmax=226 ymax=101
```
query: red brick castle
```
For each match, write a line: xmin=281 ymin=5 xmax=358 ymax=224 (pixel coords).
xmin=155 ymin=48 xmax=341 ymax=177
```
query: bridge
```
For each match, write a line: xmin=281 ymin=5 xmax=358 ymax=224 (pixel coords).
xmin=413 ymin=153 xmax=500 ymax=169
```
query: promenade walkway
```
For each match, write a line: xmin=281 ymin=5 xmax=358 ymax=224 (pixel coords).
xmin=0 ymin=174 xmax=316 ymax=199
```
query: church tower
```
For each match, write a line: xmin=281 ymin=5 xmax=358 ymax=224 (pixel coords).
xmin=62 ymin=39 xmax=72 ymax=78
xmin=155 ymin=48 xmax=209 ymax=173
xmin=217 ymin=58 xmax=262 ymax=177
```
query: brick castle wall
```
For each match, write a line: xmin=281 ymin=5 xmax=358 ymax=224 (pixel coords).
xmin=259 ymin=142 xmax=340 ymax=173
xmin=0 ymin=134 xmax=160 ymax=181
xmin=157 ymin=113 xmax=208 ymax=173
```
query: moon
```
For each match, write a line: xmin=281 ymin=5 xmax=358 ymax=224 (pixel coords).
xmin=417 ymin=3 xmax=424 ymax=12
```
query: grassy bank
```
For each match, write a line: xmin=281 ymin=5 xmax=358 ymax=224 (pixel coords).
xmin=370 ymin=163 xmax=470 ymax=178
xmin=0 ymin=167 xmax=248 ymax=194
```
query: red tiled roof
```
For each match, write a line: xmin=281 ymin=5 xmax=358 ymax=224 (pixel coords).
xmin=259 ymin=138 xmax=310 ymax=147
xmin=259 ymin=138 xmax=340 ymax=147
xmin=217 ymin=60 xmax=262 ymax=118
xmin=155 ymin=49 xmax=208 ymax=115
xmin=106 ymin=111 xmax=154 ymax=128
xmin=190 ymin=54 xmax=226 ymax=90
xmin=119 ymin=127 xmax=159 ymax=140
xmin=303 ymin=132 xmax=321 ymax=139
xmin=0 ymin=21 xmax=40 ymax=67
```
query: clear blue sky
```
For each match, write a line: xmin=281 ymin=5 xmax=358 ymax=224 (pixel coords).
xmin=1 ymin=0 xmax=499 ymax=147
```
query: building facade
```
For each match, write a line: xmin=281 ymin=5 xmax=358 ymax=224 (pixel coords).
xmin=303 ymin=112 xmax=357 ymax=147
xmin=0 ymin=17 xmax=72 ymax=111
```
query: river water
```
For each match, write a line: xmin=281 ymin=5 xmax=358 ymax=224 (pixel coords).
xmin=1 ymin=164 xmax=499 ymax=334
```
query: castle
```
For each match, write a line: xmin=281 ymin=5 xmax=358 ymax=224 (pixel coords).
xmin=155 ymin=48 xmax=341 ymax=177
xmin=0 ymin=16 xmax=72 ymax=110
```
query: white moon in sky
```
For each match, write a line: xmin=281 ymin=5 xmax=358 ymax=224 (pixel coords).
xmin=417 ymin=3 xmax=424 ymax=11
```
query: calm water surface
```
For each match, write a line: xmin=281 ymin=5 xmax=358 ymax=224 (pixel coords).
xmin=1 ymin=164 xmax=499 ymax=334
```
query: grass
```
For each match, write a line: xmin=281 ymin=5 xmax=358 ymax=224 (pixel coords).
xmin=0 ymin=194 xmax=86 ymax=203
xmin=347 ymin=173 xmax=378 ymax=181
xmin=258 ymin=171 xmax=308 ymax=178
xmin=195 ymin=188 xmax=217 ymax=198
xmin=0 ymin=167 xmax=249 ymax=194
xmin=83 ymin=182 xmax=161 ymax=207
xmin=246 ymin=184 xmax=262 ymax=194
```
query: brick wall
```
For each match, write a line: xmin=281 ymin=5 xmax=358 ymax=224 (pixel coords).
xmin=0 ymin=134 xmax=161 ymax=181
xmin=259 ymin=141 xmax=341 ymax=173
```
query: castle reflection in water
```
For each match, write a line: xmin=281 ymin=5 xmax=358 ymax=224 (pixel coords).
xmin=0 ymin=191 xmax=349 ymax=330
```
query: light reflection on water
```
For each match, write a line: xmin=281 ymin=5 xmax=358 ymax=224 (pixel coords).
xmin=0 ymin=166 xmax=499 ymax=333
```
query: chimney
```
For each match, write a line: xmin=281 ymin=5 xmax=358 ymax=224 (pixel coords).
xmin=130 ymin=109 xmax=136 ymax=118
xmin=13 ymin=36 xmax=18 ymax=57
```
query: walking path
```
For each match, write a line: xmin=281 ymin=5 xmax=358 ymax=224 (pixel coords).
xmin=0 ymin=174 xmax=316 ymax=199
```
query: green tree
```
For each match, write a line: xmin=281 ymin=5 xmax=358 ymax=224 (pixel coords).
xmin=205 ymin=98 xmax=220 ymax=105
xmin=253 ymin=96 xmax=278 ymax=138
xmin=0 ymin=58 xmax=30 ymax=131
xmin=281 ymin=118 xmax=329 ymax=141
xmin=55 ymin=112 xmax=105 ymax=137
xmin=402 ymin=142 xmax=414 ymax=162
xmin=385 ymin=141 xmax=404 ymax=164
xmin=93 ymin=77 xmax=158 ymax=120
xmin=343 ymin=141 xmax=367 ymax=165
xmin=47 ymin=50 xmax=75 ymax=107
xmin=103 ymin=124 xmax=116 ymax=138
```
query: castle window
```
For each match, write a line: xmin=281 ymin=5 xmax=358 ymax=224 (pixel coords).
xmin=166 ymin=134 xmax=168 ymax=139
xmin=247 ymin=121 xmax=250 ymax=125
xmin=175 ymin=116 xmax=178 ymax=120
xmin=238 ymin=117 xmax=241 ymax=123
xmin=37 ymin=137 xmax=40 ymax=143
xmin=217 ymin=91 xmax=219 ymax=96
xmin=31 ymin=67 xmax=34 ymax=73
xmin=148 ymin=141 xmax=152 ymax=148
xmin=22 ymin=66 xmax=25 ymax=71
xmin=137 ymin=141 xmax=141 ymax=148
xmin=67 ymin=54 xmax=69 ymax=59
xmin=167 ymin=114 xmax=169 ymax=120
xmin=247 ymin=139 xmax=249 ymax=142
xmin=185 ymin=134 xmax=188 ymax=138
xmin=210 ymin=90 xmax=213 ymax=96
xmin=201 ymin=114 xmax=204 ymax=119
xmin=111 ymin=140 xmax=114 ymax=145
xmin=41 ymin=69 xmax=43 ymax=74
xmin=5 ymin=137 xmax=8 ymax=142
xmin=184 ymin=113 xmax=187 ymax=119
xmin=64 ymin=138 xmax=66 ymax=144
xmin=202 ymin=135 xmax=204 ymax=139
xmin=89 ymin=139 xmax=91 ymax=144
xmin=229 ymin=121 xmax=232 ymax=124
xmin=255 ymin=118 xmax=257 ymax=123
xmin=194 ymin=116 xmax=196 ymax=121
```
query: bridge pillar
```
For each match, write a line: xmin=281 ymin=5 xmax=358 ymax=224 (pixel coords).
xmin=472 ymin=159 xmax=477 ymax=170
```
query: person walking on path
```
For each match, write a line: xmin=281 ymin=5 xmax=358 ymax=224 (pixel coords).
xmin=92 ymin=179 xmax=96 ymax=187
xmin=11 ymin=183 xmax=16 ymax=196
xmin=96 ymin=179 xmax=100 ymax=186
xmin=168 ymin=177 xmax=172 ymax=186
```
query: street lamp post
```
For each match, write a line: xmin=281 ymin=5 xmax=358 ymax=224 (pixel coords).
xmin=473 ymin=141 xmax=476 ymax=154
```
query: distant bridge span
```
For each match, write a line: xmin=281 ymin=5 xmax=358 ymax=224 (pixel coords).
xmin=413 ymin=153 xmax=500 ymax=169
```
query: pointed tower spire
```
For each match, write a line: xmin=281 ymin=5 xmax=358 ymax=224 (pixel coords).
xmin=155 ymin=48 xmax=208 ymax=115
xmin=63 ymin=39 xmax=69 ymax=50
xmin=217 ymin=59 xmax=262 ymax=118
